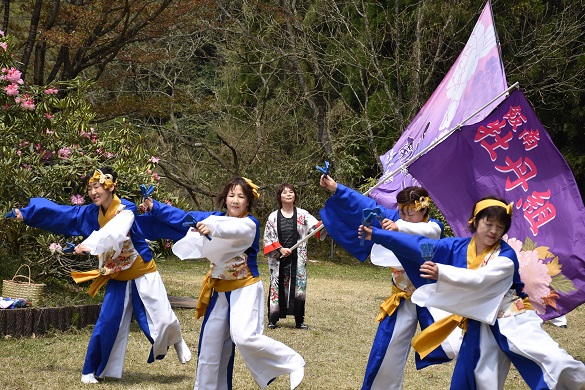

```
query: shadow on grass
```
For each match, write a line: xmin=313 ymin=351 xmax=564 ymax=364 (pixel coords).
xmin=109 ymin=372 xmax=191 ymax=385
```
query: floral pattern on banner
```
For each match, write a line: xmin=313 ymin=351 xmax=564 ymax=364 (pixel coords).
xmin=505 ymin=235 xmax=576 ymax=315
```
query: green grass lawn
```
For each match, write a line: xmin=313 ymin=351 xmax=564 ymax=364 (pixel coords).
xmin=1 ymin=253 xmax=583 ymax=389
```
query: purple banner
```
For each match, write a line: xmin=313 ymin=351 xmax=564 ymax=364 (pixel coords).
xmin=409 ymin=89 xmax=585 ymax=320
xmin=370 ymin=0 xmax=508 ymax=208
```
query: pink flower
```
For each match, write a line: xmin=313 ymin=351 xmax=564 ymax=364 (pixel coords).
xmin=152 ymin=173 xmax=160 ymax=182
xmin=103 ymin=151 xmax=114 ymax=159
xmin=20 ymin=97 xmax=35 ymax=111
xmin=46 ymin=128 xmax=54 ymax=135
xmin=0 ymin=42 xmax=7 ymax=51
xmin=1 ymin=67 xmax=23 ymax=84
xmin=17 ymin=150 xmax=21 ymax=156
xmin=44 ymin=112 xmax=55 ymax=120
xmin=70 ymin=194 xmax=85 ymax=206
xmin=58 ymin=148 xmax=72 ymax=159
xmin=147 ymin=169 xmax=152 ymax=174
xmin=149 ymin=156 xmax=160 ymax=163
xmin=0 ymin=30 xmax=4 ymax=36
xmin=44 ymin=88 xmax=58 ymax=95
xmin=49 ymin=243 xmax=63 ymax=254
xmin=5 ymin=83 xmax=19 ymax=96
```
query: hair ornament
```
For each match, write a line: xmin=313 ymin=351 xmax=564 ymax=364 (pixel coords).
xmin=242 ymin=177 xmax=260 ymax=199
xmin=414 ymin=196 xmax=431 ymax=211
xmin=89 ymin=169 xmax=115 ymax=189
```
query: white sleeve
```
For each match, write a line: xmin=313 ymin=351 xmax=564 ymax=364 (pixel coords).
xmin=81 ymin=209 xmax=134 ymax=258
xmin=411 ymin=256 xmax=515 ymax=324
xmin=394 ymin=219 xmax=442 ymax=239
xmin=172 ymin=216 xmax=256 ymax=263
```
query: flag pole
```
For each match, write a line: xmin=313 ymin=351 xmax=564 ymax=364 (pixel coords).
xmin=365 ymin=81 xmax=520 ymax=195
xmin=286 ymin=82 xmax=520 ymax=253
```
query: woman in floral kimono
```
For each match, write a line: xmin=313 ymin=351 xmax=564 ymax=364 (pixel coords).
xmin=12 ymin=167 xmax=190 ymax=384
xmin=263 ymin=183 xmax=325 ymax=330
xmin=140 ymin=177 xmax=305 ymax=390
xmin=359 ymin=196 xmax=585 ymax=390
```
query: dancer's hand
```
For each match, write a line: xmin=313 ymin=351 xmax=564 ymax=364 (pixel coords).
xmin=320 ymin=175 xmax=338 ymax=192
xmin=420 ymin=261 xmax=439 ymax=280
xmin=196 ymin=221 xmax=211 ymax=236
xmin=141 ymin=197 xmax=154 ymax=212
xmin=74 ymin=244 xmax=91 ymax=255
xmin=358 ymin=224 xmax=372 ymax=241
xmin=381 ymin=218 xmax=398 ymax=231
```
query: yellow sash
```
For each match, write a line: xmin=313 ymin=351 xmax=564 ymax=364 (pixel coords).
xmin=376 ymin=284 xmax=412 ymax=322
xmin=195 ymin=271 xmax=260 ymax=319
xmin=70 ymin=195 xmax=157 ymax=297
xmin=72 ymin=255 xmax=157 ymax=297
xmin=412 ymin=315 xmax=467 ymax=359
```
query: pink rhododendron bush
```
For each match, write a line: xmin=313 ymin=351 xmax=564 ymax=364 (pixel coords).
xmin=0 ymin=32 xmax=174 ymax=289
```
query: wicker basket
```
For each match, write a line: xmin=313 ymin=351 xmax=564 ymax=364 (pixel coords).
xmin=2 ymin=264 xmax=46 ymax=305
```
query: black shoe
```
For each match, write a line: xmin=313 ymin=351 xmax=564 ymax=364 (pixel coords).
xmin=295 ymin=323 xmax=308 ymax=330
xmin=267 ymin=322 xmax=278 ymax=329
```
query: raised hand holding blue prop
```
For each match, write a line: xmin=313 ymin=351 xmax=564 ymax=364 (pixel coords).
xmin=361 ymin=207 xmax=384 ymax=246
xmin=5 ymin=209 xmax=17 ymax=219
xmin=316 ymin=161 xmax=330 ymax=177
xmin=140 ymin=184 xmax=155 ymax=199
xmin=182 ymin=216 xmax=212 ymax=241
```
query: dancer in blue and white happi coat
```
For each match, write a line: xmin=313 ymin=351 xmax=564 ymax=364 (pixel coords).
xmin=359 ymin=196 xmax=585 ymax=390
xmin=140 ymin=177 xmax=305 ymax=390
xmin=320 ymin=175 xmax=461 ymax=390
xmin=11 ymin=167 xmax=190 ymax=384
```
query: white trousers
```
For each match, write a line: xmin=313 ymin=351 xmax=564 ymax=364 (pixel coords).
xmin=473 ymin=311 xmax=585 ymax=389
xmin=91 ymin=271 xmax=183 ymax=379
xmin=194 ymin=281 xmax=305 ymax=390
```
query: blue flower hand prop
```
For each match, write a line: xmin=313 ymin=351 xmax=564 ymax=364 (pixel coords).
xmin=4 ymin=209 xmax=16 ymax=219
xmin=62 ymin=242 xmax=77 ymax=254
xmin=361 ymin=207 xmax=384 ymax=246
xmin=316 ymin=161 xmax=330 ymax=176
xmin=140 ymin=184 xmax=155 ymax=198
xmin=183 ymin=217 xmax=212 ymax=241
xmin=420 ymin=243 xmax=435 ymax=261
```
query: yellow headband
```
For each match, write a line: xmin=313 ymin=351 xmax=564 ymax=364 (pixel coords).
xmin=473 ymin=199 xmax=513 ymax=218
xmin=89 ymin=169 xmax=115 ymax=189
xmin=398 ymin=196 xmax=431 ymax=212
xmin=242 ymin=177 xmax=260 ymax=199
